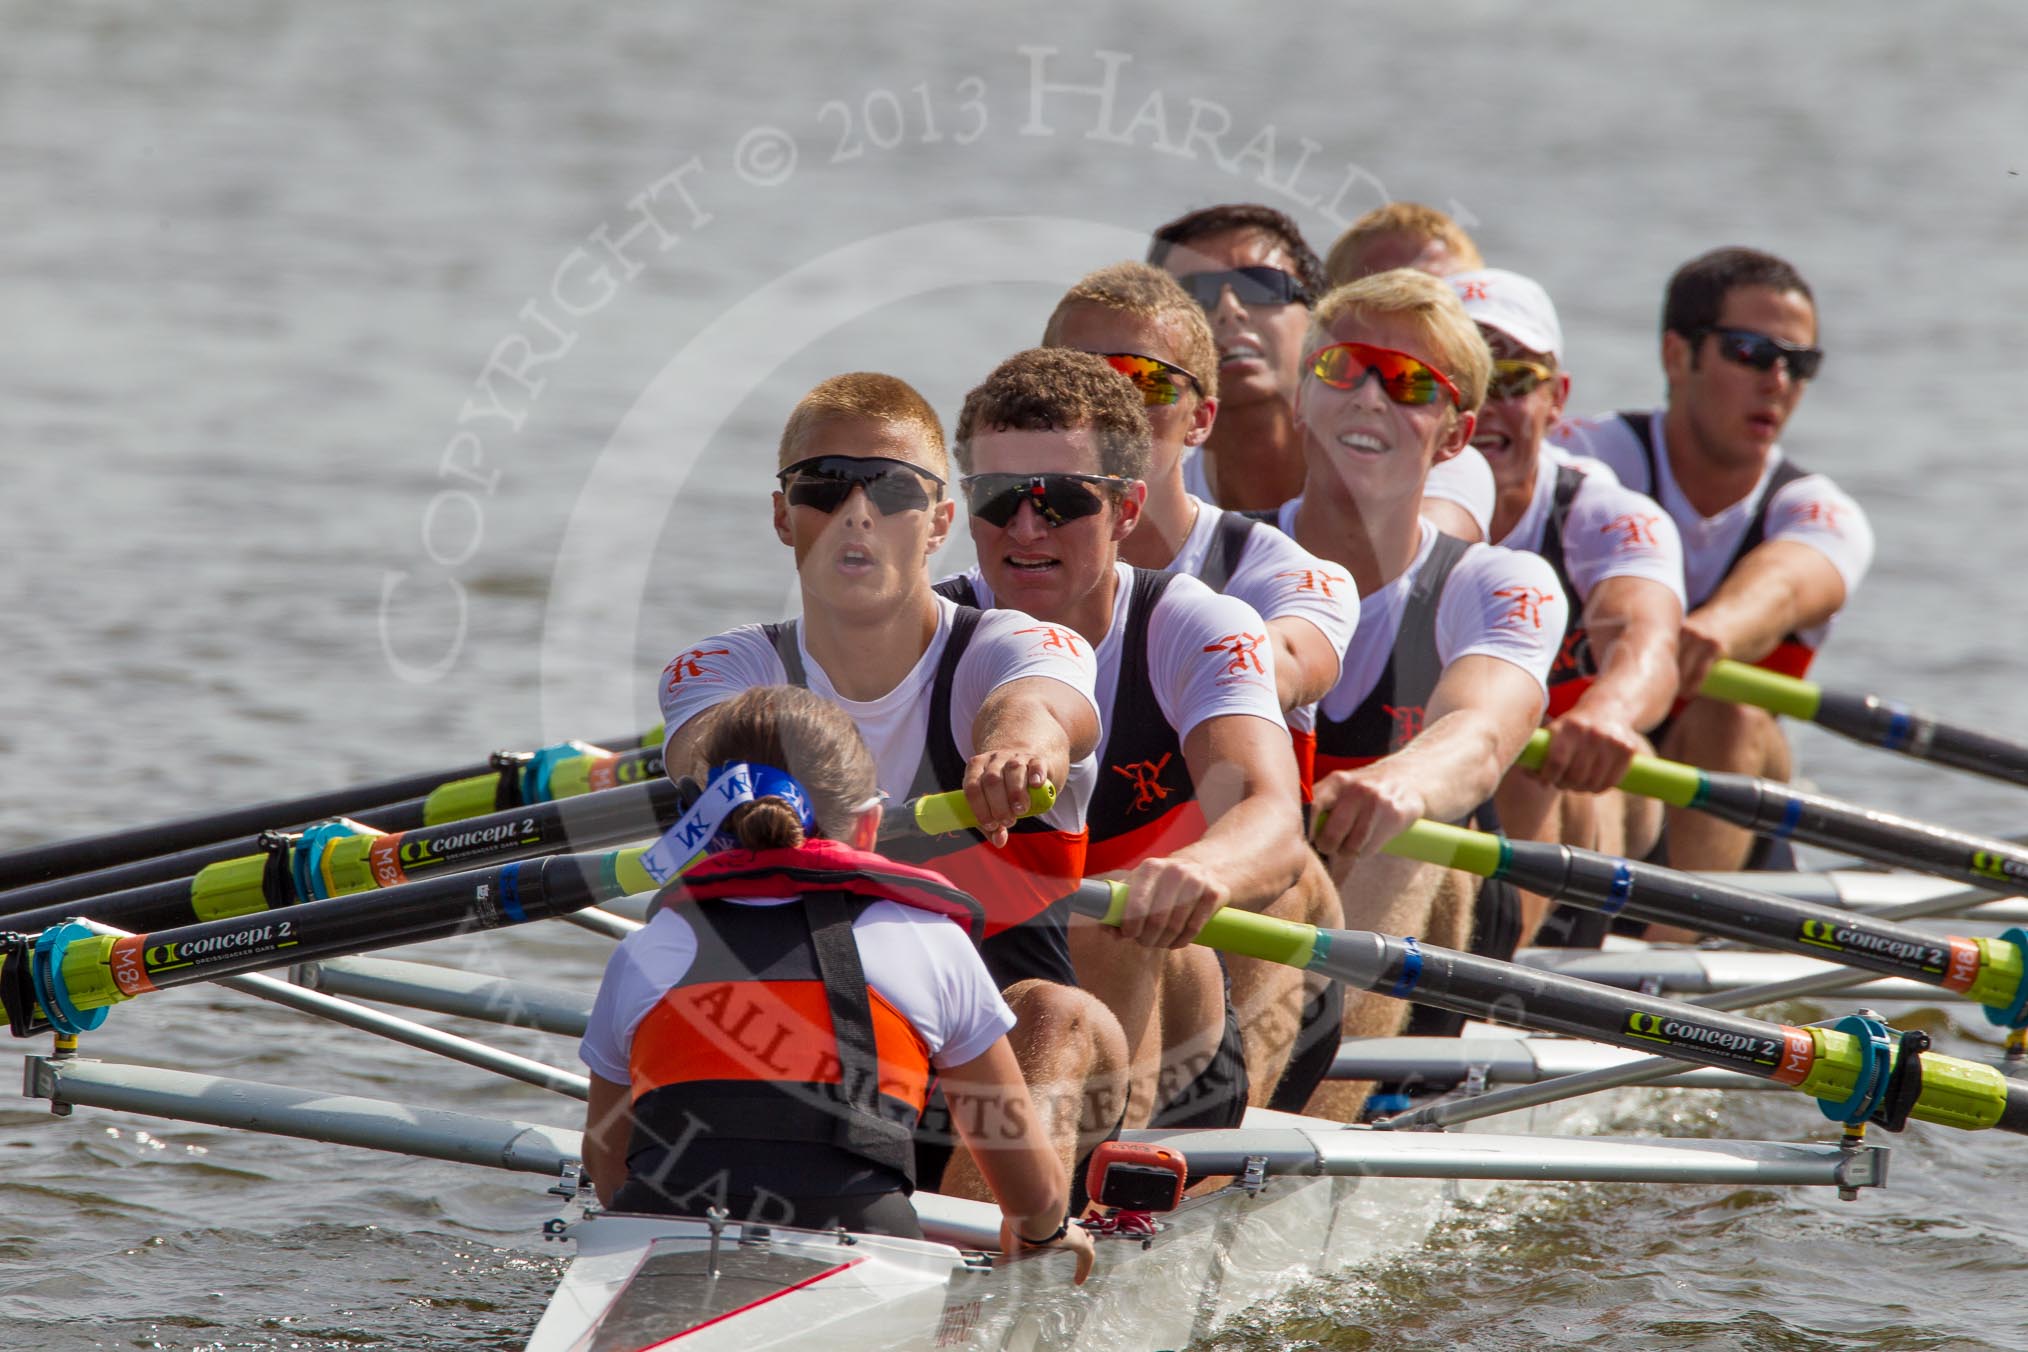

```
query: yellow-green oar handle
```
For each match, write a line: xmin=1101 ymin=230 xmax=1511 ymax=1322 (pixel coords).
xmin=1699 ymin=660 xmax=1822 ymax=720
xmin=910 ymin=782 xmax=1056 ymax=836
xmin=1515 ymin=729 xmax=1707 ymax=808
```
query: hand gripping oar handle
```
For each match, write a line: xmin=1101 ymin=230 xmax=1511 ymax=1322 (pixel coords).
xmin=1701 ymin=660 xmax=2028 ymax=791
xmin=1063 ymin=879 xmax=2028 ymax=1136
xmin=1516 ymin=729 xmax=2028 ymax=898
xmin=901 ymin=782 xmax=1056 ymax=837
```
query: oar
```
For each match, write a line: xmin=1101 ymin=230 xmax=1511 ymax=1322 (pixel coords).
xmin=0 ymin=780 xmax=1056 ymax=939
xmin=0 ymin=729 xmax=667 ymax=892
xmin=1379 ymin=817 xmax=2028 ymax=1030
xmin=1701 ymin=660 xmax=2028 ymax=791
xmin=1067 ymin=881 xmax=2028 ymax=1137
xmin=1517 ymin=729 xmax=2028 ymax=896
xmin=0 ymin=745 xmax=669 ymax=913
xmin=0 ymin=781 xmax=1041 ymax=1039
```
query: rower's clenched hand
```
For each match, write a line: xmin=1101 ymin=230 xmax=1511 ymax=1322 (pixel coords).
xmin=1675 ymin=613 xmax=1729 ymax=699
xmin=963 ymin=749 xmax=1048 ymax=847
xmin=1309 ymin=765 xmax=1427 ymax=878
xmin=1539 ymin=706 xmax=1642 ymax=795
xmin=1118 ymin=855 xmax=1229 ymax=949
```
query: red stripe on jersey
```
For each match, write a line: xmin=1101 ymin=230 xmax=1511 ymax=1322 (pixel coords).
xmin=1290 ymin=728 xmax=1316 ymax=804
xmin=1084 ymin=801 xmax=1210 ymax=877
xmin=929 ymin=828 xmax=1087 ymax=938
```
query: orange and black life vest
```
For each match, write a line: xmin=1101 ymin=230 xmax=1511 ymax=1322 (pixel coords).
xmin=1618 ymin=410 xmax=1817 ymax=681
xmin=622 ymin=840 xmax=982 ymax=1200
xmin=1312 ymin=532 xmax=1471 ymax=776
xmin=764 ymin=612 xmax=1084 ymax=991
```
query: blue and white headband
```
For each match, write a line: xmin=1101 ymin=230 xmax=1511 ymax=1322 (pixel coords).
xmin=638 ymin=761 xmax=817 ymax=885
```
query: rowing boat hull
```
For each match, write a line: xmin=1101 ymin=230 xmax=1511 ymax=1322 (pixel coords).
xmin=528 ymin=1084 xmax=1634 ymax=1352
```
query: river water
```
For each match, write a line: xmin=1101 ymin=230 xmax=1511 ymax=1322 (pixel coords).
xmin=4 ymin=3 xmax=2027 ymax=1348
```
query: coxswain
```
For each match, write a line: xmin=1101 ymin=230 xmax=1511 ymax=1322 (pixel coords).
xmin=1039 ymin=261 xmax=1354 ymax=1112
xmin=1147 ymin=201 xmax=1495 ymax=542
xmin=655 ymin=373 xmax=1128 ymax=1201
xmin=936 ymin=347 xmax=1309 ymax=1131
xmin=580 ymin=686 xmax=1094 ymax=1281
xmin=1276 ymin=270 xmax=1570 ymax=1120
xmin=1450 ymin=268 xmax=1688 ymax=945
xmin=1558 ymin=247 xmax=1874 ymax=876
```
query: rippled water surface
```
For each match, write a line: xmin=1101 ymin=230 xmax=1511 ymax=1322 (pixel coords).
xmin=4 ymin=3 xmax=2027 ymax=1348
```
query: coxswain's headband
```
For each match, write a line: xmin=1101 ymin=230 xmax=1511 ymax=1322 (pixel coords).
xmin=638 ymin=761 xmax=818 ymax=884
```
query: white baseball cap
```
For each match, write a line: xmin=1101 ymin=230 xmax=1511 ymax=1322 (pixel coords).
xmin=1450 ymin=268 xmax=1563 ymax=363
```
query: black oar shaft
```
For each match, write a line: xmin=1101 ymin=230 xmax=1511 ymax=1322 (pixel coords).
xmin=0 ymin=747 xmax=668 ymax=913
xmin=0 ymin=777 xmax=683 ymax=937
xmin=1814 ymin=688 xmax=2028 ymax=790
xmin=0 ymin=730 xmax=656 ymax=890
xmin=1496 ymin=838 xmax=1997 ymax=995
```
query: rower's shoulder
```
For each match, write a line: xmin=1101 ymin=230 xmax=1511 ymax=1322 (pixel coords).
xmin=1552 ymin=410 xmax=1652 ymax=488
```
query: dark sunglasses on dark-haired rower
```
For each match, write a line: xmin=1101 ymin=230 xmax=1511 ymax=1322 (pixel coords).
xmin=960 ymin=472 xmax=1122 ymax=528
xmin=1691 ymin=326 xmax=1824 ymax=382
xmin=1174 ymin=266 xmax=1313 ymax=313
xmin=776 ymin=455 xmax=944 ymax=515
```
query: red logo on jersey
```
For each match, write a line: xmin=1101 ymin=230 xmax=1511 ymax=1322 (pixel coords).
xmin=1383 ymin=703 xmax=1425 ymax=746
xmin=1277 ymin=568 xmax=1349 ymax=598
xmin=1789 ymin=501 xmax=1843 ymax=533
xmin=1111 ymin=753 xmax=1173 ymax=813
xmin=1601 ymin=512 xmax=1662 ymax=549
xmin=1493 ymin=586 xmax=1554 ymax=629
xmin=1457 ymin=281 xmax=1490 ymax=301
xmin=1014 ymin=625 xmax=1084 ymax=656
xmin=1204 ymin=632 xmax=1268 ymax=675
xmin=663 ymin=647 xmax=730 ymax=687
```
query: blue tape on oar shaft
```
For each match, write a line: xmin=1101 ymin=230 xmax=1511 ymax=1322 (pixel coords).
xmin=1599 ymin=862 xmax=1634 ymax=916
xmin=1386 ymin=937 xmax=1422 ymax=999
xmin=498 ymin=863 xmax=526 ymax=924
xmin=1881 ymin=702 xmax=1914 ymax=751
xmin=1773 ymin=794 xmax=1804 ymax=839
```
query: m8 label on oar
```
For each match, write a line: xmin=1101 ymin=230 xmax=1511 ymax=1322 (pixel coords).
xmin=1619 ymin=1010 xmax=1807 ymax=1074
xmin=110 ymin=919 xmax=302 ymax=996
xmin=1796 ymin=919 xmax=1957 ymax=978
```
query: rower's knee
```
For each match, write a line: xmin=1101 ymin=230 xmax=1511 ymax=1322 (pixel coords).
xmin=1005 ymin=980 xmax=1129 ymax=1075
xmin=1664 ymin=697 xmax=1787 ymax=778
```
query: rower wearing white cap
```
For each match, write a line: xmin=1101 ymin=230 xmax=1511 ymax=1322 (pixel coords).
xmin=1451 ymin=268 xmax=1688 ymax=944
xmin=1559 ymin=248 xmax=1874 ymax=877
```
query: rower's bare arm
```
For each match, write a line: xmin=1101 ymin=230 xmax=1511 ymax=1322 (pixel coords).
xmin=582 ymin=1073 xmax=633 ymax=1208
xmin=1678 ymin=540 xmax=1845 ymax=693
xmin=1312 ymin=655 xmax=1545 ymax=861
xmin=1116 ymin=715 xmax=1307 ymax=948
xmin=1267 ymin=615 xmax=1343 ymax=712
xmin=660 ymin=707 xmax=725 ymax=787
xmin=1421 ymin=496 xmax=1484 ymax=544
xmin=939 ymin=1036 xmax=1094 ymax=1284
xmin=964 ymin=676 xmax=1097 ymax=844
xmin=1540 ymin=577 xmax=1683 ymax=793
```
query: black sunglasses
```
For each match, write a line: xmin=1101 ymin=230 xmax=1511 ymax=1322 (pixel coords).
xmin=1175 ymin=266 xmax=1313 ymax=312
xmin=959 ymin=472 xmax=1122 ymax=528
xmin=777 ymin=455 xmax=944 ymax=515
xmin=1692 ymin=327 xmax=1824 ymax=382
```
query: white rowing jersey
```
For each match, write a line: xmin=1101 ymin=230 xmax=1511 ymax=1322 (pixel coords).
xmin=657 ymin=598 xmax=1100 ymax=832
xmin=1181 ymin=444 xmax=1496 ymax=537
xmin=1272 ymin=506 xmax=1569 ymax=726
xmin=1559 ymin=409 xmax=1874 ymax=649
xmin=1495 ymin=444 xmax=1688 ymax=610
xmin=954 ymin=562 xmax=1287 ymax=749
xmin=579 ymin=900 xmax=1015 ymax=1086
